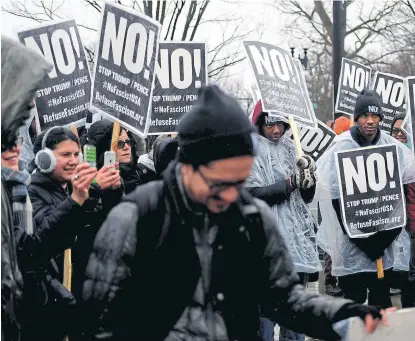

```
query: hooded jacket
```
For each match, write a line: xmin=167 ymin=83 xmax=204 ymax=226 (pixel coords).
xmin=1 ymin=35 xmax=52 ymax=340
xmin=81 ymin=161 xmax=353 ymax=341
xmin=152 ymin=137 xmax=179 ymax=177
xmin=389 ymin=113 xmax=415 ymax=233
xmin=121 ymin=135 xmax=176 ymax=194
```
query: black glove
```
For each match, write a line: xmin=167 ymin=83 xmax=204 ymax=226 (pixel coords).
xmin=332 ymin=303 xmax=382 ymax=323
xmin=291 ymin=166 xmax=317 ymax=190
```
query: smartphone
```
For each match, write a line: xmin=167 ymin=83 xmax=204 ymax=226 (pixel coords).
xmin=104 ymin=151 xmax=116 ymax=167
xmin=83 ymin=144 xmax=97 ymax=168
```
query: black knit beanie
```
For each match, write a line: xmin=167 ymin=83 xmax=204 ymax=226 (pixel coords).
xmin=354 ymin=89 xmax=383 ymax=122
xmin=177 ymin=85 xmax=256 ymax=167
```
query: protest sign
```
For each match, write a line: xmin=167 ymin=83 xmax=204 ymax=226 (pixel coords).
xmin=341 ymin=308 xmax=415 ymax=341
xmin=371 ymin=72 xmax=406 ymax=132
xmin=335 ymin=144 xmax=406 ymax=238
xmin=296 ymin=120 xmax=335 ymax=161
xmin=292 ymin=58 xmax=317 ymax=128
xmin=243 ymin=41 xmax=315 ymax=125
xmin=148 ymin=42 xmax=207 ymax=135
xmin=404 ymin=76 xmax=415 ymax=152
xmin=17 ymin=19 xmax=91 ymax=132
xmin=91 ymin=2 xmax=161 ymax=137
xmin=335 ymin=58 xmax=372 ymax=117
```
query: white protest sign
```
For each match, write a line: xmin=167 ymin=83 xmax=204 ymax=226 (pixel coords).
xmin=91 ymin=2 xmax=161 ymax=137
xmin=371 ymin=72 xmax=406 ymax=132
xmin=342 ymin=308 xmax=415 ymax=341
xmin=335 ymin=58 xmax=372 ymax=116
xmin=17 ymin=19 xmax=92 ymax=131
xmin=243 ymin=41 xmax=316 ymax=126
xmin=148 ymin=41 xmax=207 ymax=135
xmin=335 ymin=144 xmax=406 ymax=238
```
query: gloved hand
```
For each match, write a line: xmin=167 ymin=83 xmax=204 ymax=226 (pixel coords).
xmin=290 ymin=166 xmax=317 ymax=190
xmin=332 ymin=303 xmax=382 ymax=323
xmin=296 ymin=155 xmax=316 ymax=171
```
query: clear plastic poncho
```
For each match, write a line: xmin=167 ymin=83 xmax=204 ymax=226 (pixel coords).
xmin=315 ymin=130 xmax=415 ymax=276
xmin=246 ymin=134 xmax=322 ymax=274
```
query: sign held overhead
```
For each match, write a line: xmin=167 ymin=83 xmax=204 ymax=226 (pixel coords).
xmin=91 ymin=2 xmax=161 ymax=137
xmin=17 ymin=19 xmax=92 ymax=131
xmin=149 ymin=42 xmax=207 ymax=135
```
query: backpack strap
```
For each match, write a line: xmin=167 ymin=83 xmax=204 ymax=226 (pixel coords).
xmin=122 ymin=180 xmax=169 ymax=250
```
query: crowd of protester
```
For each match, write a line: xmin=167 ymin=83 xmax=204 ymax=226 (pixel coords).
xmin=2 ymin=35 xmax=415 ymax=341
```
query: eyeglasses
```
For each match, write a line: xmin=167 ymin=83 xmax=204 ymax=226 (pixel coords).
xmin=197 ymin=168 xmax=246 ymax=193
xmin=392 ymin=128 xmax=406 ymax=137
xmin=117 ymin=139 xmax=132 ymax=149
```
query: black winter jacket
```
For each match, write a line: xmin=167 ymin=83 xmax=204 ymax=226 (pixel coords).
xmin=81 ymin=162 xmax=352 ymax=341
xmin=28 ymin=171 xmax=123 ymax=298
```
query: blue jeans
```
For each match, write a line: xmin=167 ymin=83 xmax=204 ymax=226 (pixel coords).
xmin=279 ymin=327 xmax=305 ymax=341
xmin=259 ymin=317 xmax=274 ymax=341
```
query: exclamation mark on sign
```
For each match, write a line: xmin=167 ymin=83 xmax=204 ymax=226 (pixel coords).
xmin=313 ymin=135 xmax=332 ymax=158
xmin=144 ymin=30 xmax=155 ymax=80
xmin=69 ymin=27 xmax=83 ymax=70
xmin=284 ymin=54 xmax=296 ymax=84
xmin=386 ymin=151 xmax=396 ymax=188
xmin=365 ymin=70 xmax=370 ymax=87
xmin=194 ymin=49 xmax=202 ymax=88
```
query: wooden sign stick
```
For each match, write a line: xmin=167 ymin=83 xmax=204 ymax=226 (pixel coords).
xmin=111 ymin=120 xmax=121 ymax=152
xmin=288 ymin=116 xmax=304 ymax=157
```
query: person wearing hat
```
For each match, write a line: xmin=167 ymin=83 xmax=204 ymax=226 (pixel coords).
xmin=315 ymin=89 xmax=415 ymax=308
xmin=80 ymin=85 xmax=393 ymax=341
xmin=247 ymin=100 xmax=320 ymax=341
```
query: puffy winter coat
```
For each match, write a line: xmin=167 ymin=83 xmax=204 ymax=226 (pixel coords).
xmin=81 ymin=162 xmax=353 ymax=341
xmin=28 ymin=171 xmax=123 ymax=298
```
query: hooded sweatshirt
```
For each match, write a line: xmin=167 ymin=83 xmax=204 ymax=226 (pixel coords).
xmin=1 ymin=35 xmax=52 ymax=340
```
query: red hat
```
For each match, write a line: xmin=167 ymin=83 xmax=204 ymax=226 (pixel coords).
xmin=252 ymin=100 xmax=264 ymax=126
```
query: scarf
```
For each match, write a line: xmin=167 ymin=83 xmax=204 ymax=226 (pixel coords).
xmin=1 ymin=166 xmax=33 ymax=235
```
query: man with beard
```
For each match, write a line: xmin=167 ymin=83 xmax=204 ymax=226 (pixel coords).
xmin=316 ymin=89 xmax=415 ymax=308
xmin=81 ymin=85 xmax=392 ymax=341
xmin=1 ymin=36 xmax=52 ymax=340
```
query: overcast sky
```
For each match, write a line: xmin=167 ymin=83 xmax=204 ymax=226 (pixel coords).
xmin=1 ymin=0 xmax=383 ymax=90
xmin=1 ymin=0 xmax=303 ymax=87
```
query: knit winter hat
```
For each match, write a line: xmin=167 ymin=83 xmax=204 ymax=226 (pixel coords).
xmin=334 ymin=116 xmax=351 ymax=135
xmin=251 ymin=100 xmax=290 ymax=131
xmin=177 ymin=85 xmax=255 ymax=167
xmin=354 ymin=89 xmax=383 ymax=122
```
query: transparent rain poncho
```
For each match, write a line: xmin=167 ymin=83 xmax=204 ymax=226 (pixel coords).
xmin=246 ymin=134 xmax=322 ymax=274
xmin=315 ymin=130 xmax=415 ymax=276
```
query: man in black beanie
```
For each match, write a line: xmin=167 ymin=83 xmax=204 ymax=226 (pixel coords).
xmin=352 ymin=89 xmax=383 ymax=145
xmin=81 ymin=85 xmax=391 ymax=341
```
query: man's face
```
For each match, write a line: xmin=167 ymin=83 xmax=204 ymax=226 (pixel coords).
xmin=357 ymin=113 xmax=380 ymax=138
xmin=116 ymin=129 xmax=132 ymax=164
xmin=52 ymin=140 xmax=80 ymax=183
xmin=392 ymin=119 xmax=407 ymax=144
xmin=262 ymin=122 xmax=285 ymax=143
xmin=182 ymin=156 xmax=254 ymax=214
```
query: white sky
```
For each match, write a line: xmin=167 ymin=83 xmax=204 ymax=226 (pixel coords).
xmin=1 ymin=0 xmax=385 ymax=88
xmin=0 ymin=0 xmax=302 ymax=87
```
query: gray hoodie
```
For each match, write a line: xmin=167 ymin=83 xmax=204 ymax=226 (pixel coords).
xmin=1 ymin=35 xmax=52 ymax=340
